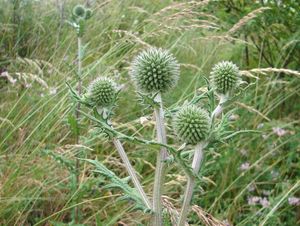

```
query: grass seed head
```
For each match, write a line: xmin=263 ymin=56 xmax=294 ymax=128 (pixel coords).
xmin=173 ymin=105 xmax=210 ymax=145
xmin=210 ymin=61 xmax=240 ymax=95
xmin=130 ymin=47 xmax=180 ymax=93
xmin=86 ymin=77 xmax=118 ymax=107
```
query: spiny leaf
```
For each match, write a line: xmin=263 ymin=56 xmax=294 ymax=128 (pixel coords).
xmin=84 ymin=159 xmax=151 ymax=213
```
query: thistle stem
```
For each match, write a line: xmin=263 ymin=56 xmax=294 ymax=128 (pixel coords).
xmin=211 ymin=94 xmax=227 ymax=120
xmin=112 ymin=138 xmax=152 ymax=210
xmin=178 ymin=143 xmax=205 ymax=226
xmin=74 ymin=36 xmax=82 ymax=223
xmin=152 ymin=93 xmax=168 ymax=226
xmin=178 ymin=94 xmax=228 ymax=225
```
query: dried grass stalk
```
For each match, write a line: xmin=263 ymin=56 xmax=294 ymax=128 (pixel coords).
xmin=191 ymin=205 xmax=227 ymax=226
xmin=248 ymin=68 xmax=300 ymax=77
xmin=228 ymin=7 xmax=270 ymax=35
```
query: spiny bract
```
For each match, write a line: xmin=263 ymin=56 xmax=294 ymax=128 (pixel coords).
xmin=173 ymin=105 xmax=210 ymax=145
xmin=210 ymin=61 xmax=240 ymax=95
xmin=73 ymin=4 xmax=86 ymax=18
xmin=86 ymin=77 xmax=118 ymax=107
xmin=130 ymin=47 xmax=179 ymax=93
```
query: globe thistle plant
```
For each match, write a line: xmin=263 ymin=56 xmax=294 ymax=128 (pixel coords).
xmin=173 ymin=105 xmax=210 ymax=145
xmin=67 ymin=7 xmax=92 ymax=221
xmin=86 ymin=77 xmax=118 ymax=108
xmin=71 ymin=5 xmax=92 ymax=37
xmin=210 ymin=61 xmax=240 ymax=95
xmin=73 ymin=4 xmax=86 ymax=19
xmin=130 ymin=47 xmax=179 ymax=93
xmin=130 ymin=47 xmax=180 ymax=225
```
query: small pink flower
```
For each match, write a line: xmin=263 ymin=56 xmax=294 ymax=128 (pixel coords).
xmin=260 ymin=197 xmax=270 ymax=208
xmin=248 ymin=196 xmax=261 ymax=205
xmin=272 ymin=127 xmax=288 ymax=137
xmin=288 ymin=197 xmax=300 ymax=206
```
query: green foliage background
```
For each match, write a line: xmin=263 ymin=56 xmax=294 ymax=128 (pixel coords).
xmin=0 ymin=0 xmax=299 ymax=225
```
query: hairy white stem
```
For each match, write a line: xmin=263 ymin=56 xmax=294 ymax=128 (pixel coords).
xmin=211 ymin=94 xmax=228 ymax=120
xmin=74 ymin=36 xmax=82 ymax=223
xmin=178 ymin=143 xmax=205 ymax=226
xmin=112 ymin=138 xmax=152 ymax=210
xmin=152 ymin=93 xmax=168 ymax=226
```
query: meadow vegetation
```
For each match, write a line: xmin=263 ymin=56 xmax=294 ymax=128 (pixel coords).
xmin=0 ymin=0 xmax=299 ymax=225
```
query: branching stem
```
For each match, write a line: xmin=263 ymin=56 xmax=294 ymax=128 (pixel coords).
xmin=77 ymin=109 xmax=195 ymax=178
xmin=177 ymin=143 xmax=205 ymax=226
xmin=211 ymin=94 xmax=228 ymax=120
xmin=178 ymin=94 xmax=227 ymax=225
xmin=152 ymin=93 xmax=168 ymax=226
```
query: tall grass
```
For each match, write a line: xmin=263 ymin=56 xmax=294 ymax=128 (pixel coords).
xmin=0 ymin=0 xmax=299 ymax=225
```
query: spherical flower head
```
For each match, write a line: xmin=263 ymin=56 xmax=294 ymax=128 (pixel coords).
xmin=130 ymin=47 xmax=180 ymax=93
xmin=173 ymin=105 xmax=210 ymax=145
xmin=86 ymin=77 xmax=118 ymax=108
xmin=85 ymin=9 xmax=92 ymax=20
xmin=210 ymin=61 xmax=240 ymax=95
xmin=73 ymin=4 xmax=86 ymax=18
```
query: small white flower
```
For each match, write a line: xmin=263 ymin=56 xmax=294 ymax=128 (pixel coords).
xmin=271 ymin=170 xmax=279 ymax=179
xmin=262 ymin=190 xmax=271 ymax=196
xmin=140 ymin=116 xmax=149 ymax=125
xmin=239 ymin=148 xmax=248 ymax=156
xmin=49 ymin=87 xmax=57 ymax=95
xmin=257 ymin=123 xmax=264 ymax=129
xmin=239 ymin=162 xmax=250 ymax=171
xmin=25 ymin=83 xmax=32 ymax=88
xmin=229 ymin=114 xmax=239 ymax=121
xmin=248 ymin=183 xmax=255 ymax=192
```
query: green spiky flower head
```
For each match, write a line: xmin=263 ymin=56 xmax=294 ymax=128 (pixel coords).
xmin=173 ymin=105 xmax=210 ymax=145
xmin=85 ymin=8 xmax=92 ymax=20
xmin=130 ymin=47 xmax=180 ymax=93
xmin=73 ymin=4 xmax=86 ymax=18
xmin=86 ymin=77 xmax=118 ymax=108
xmin=210 ymin=61 xmax=240 ymax=95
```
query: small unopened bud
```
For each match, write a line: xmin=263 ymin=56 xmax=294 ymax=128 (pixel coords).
xmin=210 ymin=61 xmax=240 ymax=95
xmin=173 ymin=105 xmax=210 ymax=145
xmin=73 ymin=5 xmax=86 ymax=19
xmin=86 ymin=77 xmax=118 ymax=107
